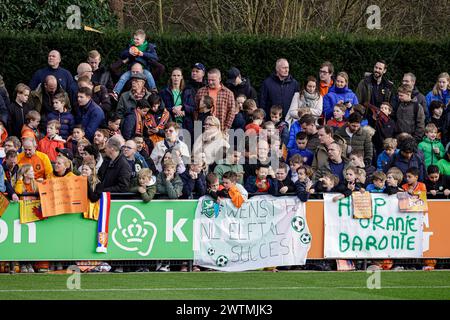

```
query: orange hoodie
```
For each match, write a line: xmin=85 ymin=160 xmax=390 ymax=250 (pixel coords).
xmin=38 ymin=135 xmax=65 ymax=162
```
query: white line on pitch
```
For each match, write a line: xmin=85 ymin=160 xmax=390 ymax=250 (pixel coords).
xmin=1 ymin=286 xmax=450 ymax=292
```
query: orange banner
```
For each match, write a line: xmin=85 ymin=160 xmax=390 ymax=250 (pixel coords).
xmin=306 ymin=200 xmax=450 ymax=258
xmin=38 ymin=176 xmax=88 ymax=217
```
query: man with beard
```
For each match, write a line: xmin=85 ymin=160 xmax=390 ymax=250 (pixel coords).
xmin=93 ymin=129 xmax=109 ymax=158
xmin=356 ymin=60 xmax=395 ymax=122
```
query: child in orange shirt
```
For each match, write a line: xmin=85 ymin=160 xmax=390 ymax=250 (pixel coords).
xmin=206 ymin=171 xmax=248 ymax=208
xmin=245 ymin=108 xmax=265 ymax=135
xmin=326 ymin=103 xmax=347 ymax=129
xmin=21 ymin=110 xmax=41 ymax=144
xmin=402 ymin=167 xmax=427 ymax=194
xmin=37 ymin=120 xmax=65 ymax=162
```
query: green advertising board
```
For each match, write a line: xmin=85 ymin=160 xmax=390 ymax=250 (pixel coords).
xmin=0 ymin=201 xmax=197 ymax=261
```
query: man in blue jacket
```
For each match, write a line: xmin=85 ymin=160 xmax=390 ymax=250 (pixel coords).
xmin=259 ymin=58 xmax=299 ymax=118
xmin=78 ymin=87 xmax=105 ymax=142
xmin=29 ymin=50 xmax=76 ymax=105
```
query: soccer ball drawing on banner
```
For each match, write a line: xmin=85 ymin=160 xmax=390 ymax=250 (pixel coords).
xmin=207 ymin=248 xmax=215 ymax=256
xmin=216 ymin=255 xmax=228 ymax=267
xmin=300 ymin=233 xmax=312 ymax=244
xmin=291 ymin=216 xmax=305 ymax=233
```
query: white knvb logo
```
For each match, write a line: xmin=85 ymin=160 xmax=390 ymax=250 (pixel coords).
xmin=366 ymin=5 xmax=381 ymax=30
xmin=112 ymin=205 xmax=158 ymax=256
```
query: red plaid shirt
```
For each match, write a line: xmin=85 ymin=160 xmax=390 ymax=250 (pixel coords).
xmin=195 ymin=85 xmax=236 ymax=130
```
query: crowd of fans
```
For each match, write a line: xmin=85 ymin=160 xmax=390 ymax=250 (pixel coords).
xmin=0 ymin=29 xmax=449 ymax=272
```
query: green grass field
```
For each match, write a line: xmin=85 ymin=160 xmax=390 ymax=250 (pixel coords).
xmin=1 ymin=271 xmax=450 ymax=300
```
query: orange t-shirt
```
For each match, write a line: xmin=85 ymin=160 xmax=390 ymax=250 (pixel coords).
xmin=208 ymin=87 xmax=219 ymax=109
xmin=401 ymin=182 xmax=427 ymax=193
xmin=18 ymin=154 xmax=47 ymax=180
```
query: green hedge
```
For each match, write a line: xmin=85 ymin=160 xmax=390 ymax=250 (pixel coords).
xmin=0 ymin=31 xmax=449 ymax=95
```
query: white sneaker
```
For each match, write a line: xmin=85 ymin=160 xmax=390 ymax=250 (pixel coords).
xmin=157 ymin=265 xmax=170 ymax=272
xmin=114 ymin=267 xmax=124 ymax=273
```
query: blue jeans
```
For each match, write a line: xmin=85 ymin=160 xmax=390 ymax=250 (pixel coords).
xmin=113 ymin=69 xmax=156 ymax=94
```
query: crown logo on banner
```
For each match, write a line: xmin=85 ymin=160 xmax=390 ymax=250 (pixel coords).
xmin=121 ymin=218 xmax=148 ymax=243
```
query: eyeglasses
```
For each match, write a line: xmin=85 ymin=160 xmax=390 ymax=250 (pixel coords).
xmin=319 ymin=70 xmax=330 ymax=74
xmin=122 ymin=146 xmax=134 ymax=150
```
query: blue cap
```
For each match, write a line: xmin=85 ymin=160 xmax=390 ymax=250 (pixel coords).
xmin=193 ymin=63 xmax=206 ymax=72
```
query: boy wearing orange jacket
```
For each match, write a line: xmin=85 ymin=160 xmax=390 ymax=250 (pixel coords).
xmin=208 ymin=171 xmax=248 ymax=208
xmin=37 ymin=120 xmax=65 ymax=162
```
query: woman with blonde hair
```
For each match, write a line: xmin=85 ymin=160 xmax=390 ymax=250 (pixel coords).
xmin=322 ymin=71 xmax=359 ymax=121
xmin=14 ymin=164 xmax=39 ymax=200
xmin=192 ymin=115 xmax=230 ymax=167
xmin=426 ymin=72 xmax=450 ymax=110
xmin=48 ymin=154 xmax=75 ymax=178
